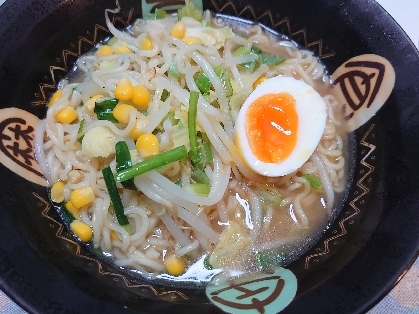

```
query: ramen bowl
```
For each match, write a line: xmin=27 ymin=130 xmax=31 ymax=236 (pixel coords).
xmin=0 ymin=0 xmax=419 ymax=313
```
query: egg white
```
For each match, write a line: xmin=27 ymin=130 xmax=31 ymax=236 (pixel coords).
xmin=235 ymin=75 xmax=327 ymax=177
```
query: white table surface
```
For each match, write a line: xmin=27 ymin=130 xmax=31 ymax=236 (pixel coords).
xmin=376 ymin=0 xmax=418 ymax=48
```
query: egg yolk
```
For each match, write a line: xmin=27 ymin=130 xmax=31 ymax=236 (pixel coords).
xmin=245 ymin=93 xmax=298 ymax=163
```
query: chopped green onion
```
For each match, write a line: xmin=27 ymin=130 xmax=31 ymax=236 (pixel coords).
xmin=202 ymin=141 xmax=213 ymax=163
xmin=115 ymin=145 xmax=188 ymax=182
xmin=76 ymin=119 xmax=85 ymax=143
xmin=195 ymin=71 xmax=211 ymax=95
xmin=163 ymin=111 xmax=179 ymax=126
xmin=303 ymin=174 xmax=323 ymax=190
xmin=233 ymin=46 xmax=258 ymax=72
xmin=61 ymin=203 xmax=75 ymax=223
xmin=251 ymin=46 xmax=262 ymax=55
xmin=89 ymin=241 xmax=103 ymax=257
xmin=115 ymin=141 xmax=137 ymax=191
xmin=243 ymin=60 xmax=258 ymax=72
xmin=260 ymin=191 xmax=282 ymax=207
xmin=214 ymin=64 xmax=233 ymax=97
xmin=102 ymin=166 xmax=132 ymax=235
xmin=79 ymin=100 xmax=84 ymax=107
xmin=177 ymin=0 xmax=203 ymax=22
xmin=155 ymin=8 xmax=167 ymax=19
xmin=200 ymin=132 xmax=211 ymax=144
xmin=94 ymin=98 xmax=119 ymax=122
xmin=161 ymin=89 xmax=170 ymax=102
xmin=192 ymin=132 xmax=213 ymax=169
xmin=233 ymin=46 xmax=250 ymax=57
xmin=188 ymin=91 xmax=201 ymax=167
xmin=145 ymin=8 xmax=167 ymax=20
xmin=168 ymin=59 xmax=181 ymax=78
xmin=115 ymin=141 xmax=131 ymax=170
xmin=187 ymin=183 xmax=210 ymax=196
xmin=261 ymin=54 xmax=286 ymax=65
xmin=256 ymin=251 xmax=286 ymax=269
xmin=213 ymin=64 xmax=223 ymax=76
xmin=255 ymin=184 xmax=282 ymax=207
xmin=192 ymin=168 xmax=210 ymax=184
xmin=233 ymin=46 xmax=285 ymax=72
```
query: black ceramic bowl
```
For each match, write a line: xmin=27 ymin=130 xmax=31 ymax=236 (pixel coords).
xmin=1 ymin=0 xmax=419 ymax=313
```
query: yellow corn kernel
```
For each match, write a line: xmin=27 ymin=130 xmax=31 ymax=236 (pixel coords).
xmin=164 ymin=254 xmax=186 ymax=276
xmin=129 ymin=118 xmax=148 ymax=140
xmin=139 ymin=37 xmax=153 ymax=50
xmin=48 ymin=90 xmax=63 ymax=107
xmin=65 ymin=201 xmax=80 ymax=219
xmin=110 ymin=230 xmax=120 ymax=241
xmin=84 ymin=94 xmax=104 ymax=113
xmin=114 ymin=77 xmax=134 ymax=101
xmin=51 ymin=181 xmax=65 ymax=203
xmin=70 ymin=220 xmax=93 ymax=242
xmin=113 ymin=103 xmax=136 ymax=123
xmin=131 ymin=85 xmax=150 ymax=108
xmin=136 ymin=133 xmax=159 ymax=158
xmin=97 ymin=45 xmax=113 ymax=57
xmin=182 ymin=37 xmax=202 ymax=45
xmin=55 ymin=106 xmax=78 ymax=124
xmin=70 ymin=186 xmax=95 ymax=209
xmin=171 ymin=21 xmax=186 ymax=39
xmin=253 ymin=76 xmax=267 ymax=89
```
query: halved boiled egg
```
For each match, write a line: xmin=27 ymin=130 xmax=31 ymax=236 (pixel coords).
xmin=235 ymin=76 xmax=327 ymax=177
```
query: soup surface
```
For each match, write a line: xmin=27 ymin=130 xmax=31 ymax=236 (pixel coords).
xmin=35 ymin=3 xmax=348 ymax=285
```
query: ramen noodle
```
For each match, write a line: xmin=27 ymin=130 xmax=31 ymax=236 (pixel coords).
xmin=35 ymin=2 xmax=346 ymax=283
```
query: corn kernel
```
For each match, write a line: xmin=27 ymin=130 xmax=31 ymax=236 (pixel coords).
xmin=139 ymin=37 xmax=153 ymax=50
xmin=70 ymin=186 xmax=95 ymax=209
xmin=70 ymin=220 xmax=93 ymax=242
xmin=253 ymin=76 xmax=267 ymax=89
xmin=97 ymin=45 xmax=113 ymax=57
xmin=171 ymin=21 xmax=186 ymax=39
xmin=110 ymin=230 xmax=120 ymax=240
xmin=114 ymin=77 xmax=134 ymax=101
xmin=164 ymin=254 xmax=186 ymax=276
xmin=131 ymin=85 xmax=150 ymax=108
xmin=129 ymin=118 xmax=148 ymax=140
xmin=84 ymin=94 xmax=104 ymax=113
xmin=55 ymin=106 xmax=78 ymax=124
xmin=112 ymin=103 xmax=136 ymax=123
xmin=136 ymin=133 xmax=159 ymax=158
xmin=48 ymin=90 xmax=63 ymax=108
xmin=182 ymin=37 xmax=202 ymax=45
xmin=65 ymin=201 xmax=80 ymax=218
xmin=51 ymin=181 xmax=65 ymax=203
